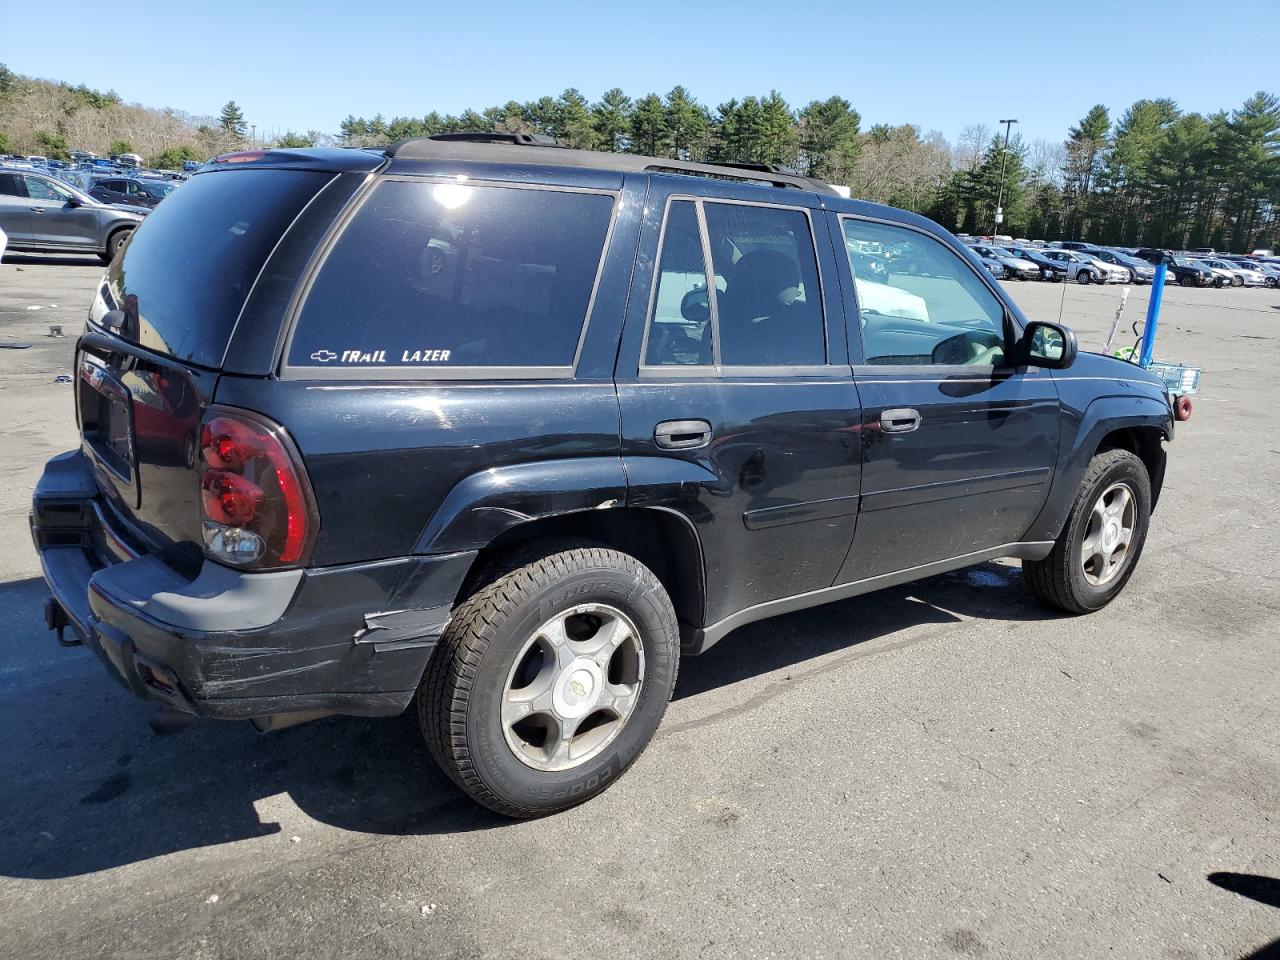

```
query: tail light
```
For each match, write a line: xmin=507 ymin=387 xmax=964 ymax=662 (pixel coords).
xmin=198 ymin=408 xmax=317 ymax=568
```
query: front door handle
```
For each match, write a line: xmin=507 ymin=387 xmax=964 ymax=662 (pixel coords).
xmin=654 ymin=419 xmax=712 ymax=450
xmin=880 ymin=408 xmax=922 ymax=433
xmin=30 ymin=207 xmax=45 ymax=214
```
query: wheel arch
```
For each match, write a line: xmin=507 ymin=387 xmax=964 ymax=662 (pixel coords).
xmin=413 ymin=458 xmax=708 ymax=632
xmin=1025 ymin=395 xmax=1172 ymax=541
xmin=457 ymin=507 xmax=706 ymax=635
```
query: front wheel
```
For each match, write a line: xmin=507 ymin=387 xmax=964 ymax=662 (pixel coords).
xmin=418 ymin=544 xmax=680 ymax=817
xmin=1023 ymin=449 xmax=1152 ymax=614
xmin=1179 ymin=274 xmax=1196 ymax=287
xmin=1076 ymin=270 xmax=1092 ymax=285
xmin=99 ymin=228 xmax=131 ymax=265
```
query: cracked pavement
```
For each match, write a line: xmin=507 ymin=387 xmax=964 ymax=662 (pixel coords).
xmin=1 ymin=254 xmax=1277 ymax=959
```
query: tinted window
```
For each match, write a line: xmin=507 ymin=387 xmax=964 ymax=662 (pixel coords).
xmin=645 ymin=200 xmax=713 ymax=366
xmin=0 ymin=173 xmax=24 ymax=197
xmin=289 ymin=181 xmax=614 ymax=369
xmin=842 ymin=219 xmax=1006 ymax=366
xmin=107 ymin=169 xmax=329 ymax=367
xmin=705 ymin=203 xmax=825 ymax=366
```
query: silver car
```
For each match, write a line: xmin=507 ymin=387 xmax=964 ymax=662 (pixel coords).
xmin=0 ymin=167 xmax=146 ymax=263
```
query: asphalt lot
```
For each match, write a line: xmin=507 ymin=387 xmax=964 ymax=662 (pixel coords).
xmin=1 ymin=253 xmax=1277 ymax=960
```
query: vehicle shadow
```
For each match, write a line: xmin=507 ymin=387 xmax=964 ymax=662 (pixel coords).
xmin=1207 ymin=873 xmax=1280 ymax=958
xmin=0 ymin=561 xmax=1061 ymax=880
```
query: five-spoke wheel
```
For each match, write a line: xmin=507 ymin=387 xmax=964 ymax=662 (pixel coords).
xmin=502 ymin=604 xmax=644 ymax=772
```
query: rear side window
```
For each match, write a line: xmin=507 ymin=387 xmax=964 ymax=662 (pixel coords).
xmin=288 ymin=181 xmax=615 ymax=370
xmin=108 ymin=169 xmax=329 ymax=367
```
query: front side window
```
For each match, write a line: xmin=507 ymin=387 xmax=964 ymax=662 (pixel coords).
xmin=289 ymin=181 xmax=615 ymax=369
xmin=842 ymin=219 xmax=1007 ymax=366
xmin=23 ymin=176 xmax=71 ymax=202
xmin=644 ymin=199 xmax=825 ymax=368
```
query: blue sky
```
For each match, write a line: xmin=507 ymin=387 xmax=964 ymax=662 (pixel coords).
xmin=5 ymin=0 xmax=1272 ymax=146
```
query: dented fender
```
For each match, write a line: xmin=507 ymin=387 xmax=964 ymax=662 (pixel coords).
xmin=413 ymin=457 xmax=628 ymax=555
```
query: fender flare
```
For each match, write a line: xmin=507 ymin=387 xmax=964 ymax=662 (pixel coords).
xmin=1025 ymin=394 xmax=1172 ymax=542
xmin=414 ymin=457 xmax=628 ymax=555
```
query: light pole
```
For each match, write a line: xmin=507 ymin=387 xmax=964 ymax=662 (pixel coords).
xmin=993 ymin=118 xmax=1018 ymax=239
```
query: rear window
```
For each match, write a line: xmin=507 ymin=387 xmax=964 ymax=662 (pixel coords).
xmin=286 ymin=180 xmax=615 ymax=370
xmin=107 ymin=169 xmax=330 ymax=367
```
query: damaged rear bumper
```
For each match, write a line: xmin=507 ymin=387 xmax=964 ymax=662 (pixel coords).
xmin=31 ymin=450 xmax=475 ymax=721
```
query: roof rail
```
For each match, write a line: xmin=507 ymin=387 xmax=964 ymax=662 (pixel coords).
xmin=388 ymin=132 xmax=563 ymax=154
xmin=643 ymin=160 xmax=832 ymax=194
xmin=382 ymin=135 xmax=839 ymax=196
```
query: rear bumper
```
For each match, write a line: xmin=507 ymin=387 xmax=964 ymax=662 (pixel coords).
xmin=31 ymin=450 xmax=475 ymax=721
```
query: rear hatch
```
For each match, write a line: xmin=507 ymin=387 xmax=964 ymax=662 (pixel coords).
xmin=78 ymin=166 xmax=336 ymax=568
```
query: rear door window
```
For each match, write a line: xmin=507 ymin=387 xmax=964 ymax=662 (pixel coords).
xmin=107 ymin=168 xmax=330 ymax=367
xmin=287 ymin=180 xmax=615 ymax=371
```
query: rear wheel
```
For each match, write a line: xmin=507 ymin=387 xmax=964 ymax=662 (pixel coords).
xmin=1023 ymin=449 xmax=1152 ymax=614
xmin=418 ymin=544 xmax=680 ymax=817
xmin=99 ymin=228 xmax=131 ymax=265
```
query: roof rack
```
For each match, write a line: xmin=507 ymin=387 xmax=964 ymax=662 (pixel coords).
xmin=427 ymin=132 xmax=564 ymax=147
xmin=384 ymin=135 xmax=839 ymax=196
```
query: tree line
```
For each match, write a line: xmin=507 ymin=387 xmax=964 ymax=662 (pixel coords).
xmin=3 ymin=62 xmax=1276 ymax=251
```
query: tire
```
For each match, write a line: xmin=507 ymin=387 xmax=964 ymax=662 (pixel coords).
xmin=418 ymin=543 xmax=680 ymax=817
xmin=1232 ymin=276 xmax=1243 ymax=286
xmin=99 ymin=228 xmax=131 ymax=265
xmin=1076 ymin=269 xmax=1092 ymax=285
xmin=1023 ymin=449 xmax=1152 ymax=614
xmin=1179 ymin=274 xmax=1195 ymax=287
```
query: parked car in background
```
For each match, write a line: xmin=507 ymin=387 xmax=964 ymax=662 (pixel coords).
xmin=1080 ymin=253 xmax=1130 ymax=283
xmin=1167 ymin=257 xmax=1216 ymax=287
xmin=1202 ymin=257 xmax=1263 ymax=286
xmin=0 ymin=167 xmax=145 ymax=262
xmin=1040 ymin=248 xmax=1106 ymax=284
xmin=1133 ymin=249 xmax=1214 ymax=287
xmin=1058 ymin=241 xmax=1101 ymax=252
xmin=1003 ymin=245 xmax=1066 ymax=281
xmin=1225 ymin=257 xmax=1280 ymax=287
xmin=1091 ymin=248 xmax=1156 ymax=284
xmin=979 ymin=257 xmax=1006 ymax=279
xmin=1189 ymin=259 xmax=1234 ymax=288
xmin=970 ymin=244 xmax=1040 ymax=280
xmin=88 ymin=176 xmax=175 ymax=208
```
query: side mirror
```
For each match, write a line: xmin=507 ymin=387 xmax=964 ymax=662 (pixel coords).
xmin=64 ymin=197 xmax=82 ymax=208
xmin=1020 ymin=320 xmax=1077 ymax=369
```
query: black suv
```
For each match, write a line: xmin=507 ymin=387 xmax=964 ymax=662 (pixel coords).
xmin=31 ymin=137 xmax=1175 ymax=816
xmin=1133 ymin=248 xmax=1214 ymax=287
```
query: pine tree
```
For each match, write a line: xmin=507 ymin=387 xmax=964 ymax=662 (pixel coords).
xmin=556 ymin=88 xmax=597 ymax=149
xmin=591 ymin=88 xmax=633 ymax=152
xmin=630 ymin=94 xmax=668 ymax=156
xmin=664 ymin=86 xmax=708 ymax=161
xmin=798 ymin=96 xmax=861 ymax=181
xmin=219 ymin=100 xmax=247 ymax=139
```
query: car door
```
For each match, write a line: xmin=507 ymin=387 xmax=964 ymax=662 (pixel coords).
xmin=22 ymin=174 xmax=98 ymax=247
xmin=832 ymin=214 xmax=1060 ymax=582
xmin=615 ymin=179 xmax=862 ymax=627
xmin=0 ymin=172 xmax=34 ymax=242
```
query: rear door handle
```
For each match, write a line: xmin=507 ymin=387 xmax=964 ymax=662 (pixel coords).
xmin=880 ymin=408 xmax=921 ymax=433
xmin=654 ymin=419 xmax=712 ymax=450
